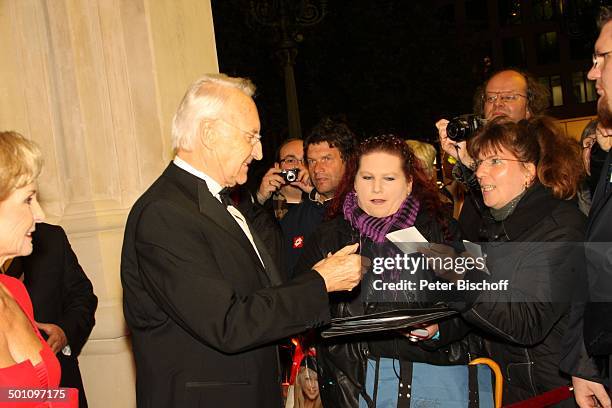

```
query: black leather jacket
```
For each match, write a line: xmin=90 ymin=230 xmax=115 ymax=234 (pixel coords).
xmin=457 ymin=184 xmax=587 ymax=405
xmin=294 ymin=210 xmax=475 ymax=408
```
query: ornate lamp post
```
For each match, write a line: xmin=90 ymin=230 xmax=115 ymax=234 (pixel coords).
xmin=248 ymin=0 xmax=327 ymax=139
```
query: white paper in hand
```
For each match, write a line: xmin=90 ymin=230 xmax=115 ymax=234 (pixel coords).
xmin=463 ymin=240 xmax=489 ymax=274
xmin=462 ymin=240 xmax=483 ymax=258
xmin=386 ymin=227 xmax=429 ymax=254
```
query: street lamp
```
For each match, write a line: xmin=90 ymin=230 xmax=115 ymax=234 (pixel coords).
xmin=248 ymin=0 xmax=327 ymax=139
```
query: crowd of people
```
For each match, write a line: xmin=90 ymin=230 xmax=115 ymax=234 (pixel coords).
xmin=1 ymin=5 xmax=612 ymax=408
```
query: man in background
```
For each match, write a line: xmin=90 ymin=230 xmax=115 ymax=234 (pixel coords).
xmin=280 ymin=118 xmax=358 ymax=276
xmin=562 ymin=6 xmax=612 ymax=407
xmin=256 ymin=138 xmax=311 ymax=220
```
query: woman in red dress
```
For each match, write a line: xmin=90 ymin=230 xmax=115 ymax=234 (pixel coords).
xmin=0 ymin=131 xmax=75 ymax=407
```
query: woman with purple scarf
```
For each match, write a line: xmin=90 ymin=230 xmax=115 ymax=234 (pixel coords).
xmin=294 ymin=135 xmax=493 ymax=408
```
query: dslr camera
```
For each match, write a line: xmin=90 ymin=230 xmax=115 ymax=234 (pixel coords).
xmin=281 ymin=168 xmax=299 ymax=183
xmin=446 ymin=114 xmax=486 ymax=142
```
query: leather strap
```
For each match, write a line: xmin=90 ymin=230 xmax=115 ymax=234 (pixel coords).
xmin=397 ymin=360 xmax=413 ymax=408
xmin=468 ymin=364 xmax=480 ymax=408
xmin=360 ymin=357 xmax=378 ymax=408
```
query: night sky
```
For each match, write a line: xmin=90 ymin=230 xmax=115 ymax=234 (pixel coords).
xmin=211 ymin=0 xmax=601 ymax=177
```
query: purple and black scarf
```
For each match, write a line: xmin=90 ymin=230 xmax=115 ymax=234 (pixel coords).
xmin=342 ymin=191 xmax=420 ymax=243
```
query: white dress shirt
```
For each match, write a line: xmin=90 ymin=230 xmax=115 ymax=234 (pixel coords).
xmin=173 ymin=157 xmax=264 ymax=266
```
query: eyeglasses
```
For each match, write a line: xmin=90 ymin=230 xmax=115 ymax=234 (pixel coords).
xmin=592 ymin=50 xmax=612 ymax=70
xmin=279 ymin=156 xmax=304 ymax=166
xmin=483 ymin=92 xmax=527 ymax=104
xmin=216 ymin=118 xmax=262 ymax=146
xmin=472 ymin=157 xmax=527 ymax=171
xmin=582 ymin=136 xmax=597 ymax=149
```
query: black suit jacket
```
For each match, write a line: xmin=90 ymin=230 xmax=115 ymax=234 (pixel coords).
xmin=121 ymin=163 xmax=330 ymax=408
xmin=7 ymin=223 xmax=98 ymax=407
xmin=561 ymin=150 xmax=612 ymax=385
xmin=583 ymin=150 xmax=612 ymax=354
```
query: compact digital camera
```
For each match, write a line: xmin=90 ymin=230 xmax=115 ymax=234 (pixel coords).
xmin=281 ymin=168 xmax=299 ymax=183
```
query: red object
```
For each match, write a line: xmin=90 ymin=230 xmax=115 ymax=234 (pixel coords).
xmin=292 ymin=236 xmax=304 ymax=248
xmin=0 ymin=275 xmax=77 ymax=407
xmin=289 ymin=338 xmax=317 ymax=385
xmin=503 ymin=386 xmax=573 ymax=408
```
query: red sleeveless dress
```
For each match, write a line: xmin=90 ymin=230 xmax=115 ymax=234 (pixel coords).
xmin=0 ymin=275 xmax=77 ymax=407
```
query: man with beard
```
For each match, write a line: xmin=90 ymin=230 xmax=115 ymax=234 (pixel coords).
xmin=436 ymin=69 xmax=549 ymax=239
xmin=561 ymin=6 xmax=612 ymax=407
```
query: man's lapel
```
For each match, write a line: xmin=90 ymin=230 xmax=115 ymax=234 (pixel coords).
xmin=196 ymin=182 xmax=267 ymax=271
xmin=245 ymin=219 xmax=283 ymax=286
xmin=166 ymin=162 xmax=278 ymax=286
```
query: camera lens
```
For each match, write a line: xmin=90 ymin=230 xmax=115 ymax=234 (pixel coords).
xmin=286 ymin=172 xmax=297 ymax=182
xmin=446 ymin=119 xmax=469 ymax=142
xmin=282 ymin=169 xmax=298 ymax=183
xmin=446 ymin=115 xmax=483 ymax=142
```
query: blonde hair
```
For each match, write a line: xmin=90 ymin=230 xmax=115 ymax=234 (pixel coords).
xmin=171 ymin=73 xmax=256 ymax=151
xmin=0 ymin=131 xmax=42 ymax=200
xmin=294 ymin=367 xmax=322 ymax=408
xmin=405 ymin=140 xmax=437 ymax=179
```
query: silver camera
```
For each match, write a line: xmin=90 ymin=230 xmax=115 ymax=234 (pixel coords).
xmin=281 ymin=168 xmax=299 ymax=183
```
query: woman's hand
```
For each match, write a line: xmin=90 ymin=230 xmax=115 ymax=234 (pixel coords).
xmin=400 ymin=323 xmax=439 ymax=342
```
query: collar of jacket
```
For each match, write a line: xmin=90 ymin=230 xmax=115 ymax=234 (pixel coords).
xmin=307 ymin=189 xmax=333 ymax=206
xmin=163 ymin=162 xmax=282 ymax=286
xmin=481 ymin=183 xmax=560 ymax=242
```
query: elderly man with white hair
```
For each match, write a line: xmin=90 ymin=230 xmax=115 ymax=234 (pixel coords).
xmin=121 ymin=74 xmax=363 ymax=408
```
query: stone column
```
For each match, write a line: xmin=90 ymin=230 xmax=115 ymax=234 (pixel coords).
xmin=0 ymin=1 xmax=218 ymax=406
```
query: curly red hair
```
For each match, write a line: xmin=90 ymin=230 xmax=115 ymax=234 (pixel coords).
xmin=328 ymin=134 xmax=446 ymax=225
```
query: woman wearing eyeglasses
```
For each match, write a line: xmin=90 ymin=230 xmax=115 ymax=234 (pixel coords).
xmin=450 ymin=116 xmax=590 ymax=405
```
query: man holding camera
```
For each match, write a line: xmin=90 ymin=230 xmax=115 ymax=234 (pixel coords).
xmin=256 ymin=138 xmax=312 ymax=220
xmin=436 ymin=69 xmax=549 ymax=240
xmin=280 ymin=118 xmax=358 ymax=277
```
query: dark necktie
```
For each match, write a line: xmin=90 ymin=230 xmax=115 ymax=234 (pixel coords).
xmin=219 ymin=187 xmax=233 ymax=207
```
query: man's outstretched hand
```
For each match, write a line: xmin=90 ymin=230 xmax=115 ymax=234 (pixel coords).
xmin=313 ymin=243 xmax=369 ymax=292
